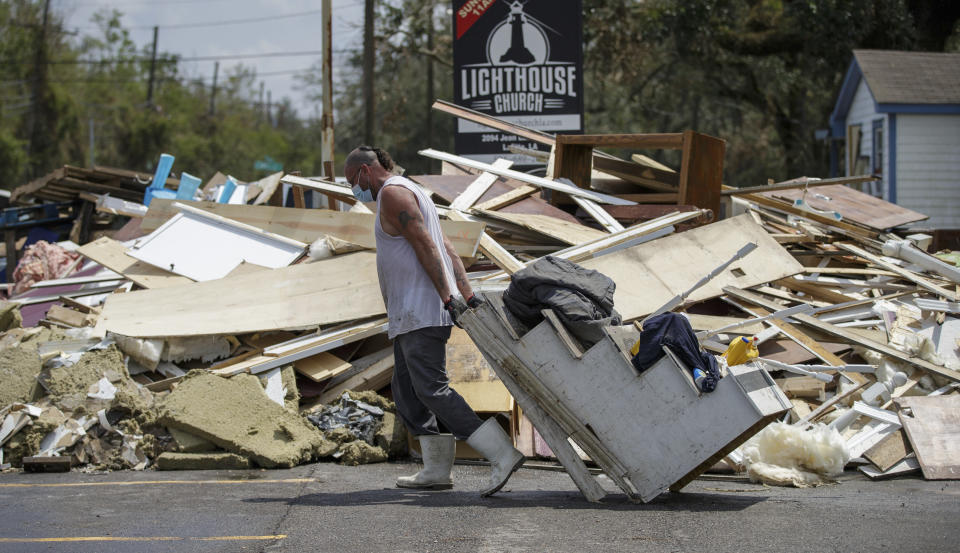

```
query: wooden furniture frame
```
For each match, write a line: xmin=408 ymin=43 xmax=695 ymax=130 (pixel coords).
xmin=552 ymin=131 xmax=725 ymax=217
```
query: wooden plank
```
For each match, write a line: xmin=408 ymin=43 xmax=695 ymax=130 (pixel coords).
xmin=318 ymin=352 xmax=396 ymax=405
xmin=774 ymin=277 xmax=857 ymax=305
xmin=142 ymin=200 xmax=484 ymax=258
xmin=556 ymin=133 xmax=684 ymax=149
xmin=447 ymin=211 xmax=524 ymax=274
xmin=412 ymin=173 xmax=576 ymax=222
xmin=474 ymin=209 xmax=607 ymax=246
xmin=733 ymin=303 xmax=848 ymax=368
xmin=835 ymin=242 xmax=958 ymax=301
xmin=76 ymin=237 xmax=192 ymax=289
xmin=722 ymin=175 xmax=879 ymax=196
xmin=678 ymin=130 xmax=725 ymax=217
xmin=763 ymin=184 xmax=928 ymax=230
xmin=594 ymin=156 xmax=679 ymax=190
xmin=294 ymin=351 xmax=352 ymax=382
xmin=45 ymin=305 xmax=89 ymax=328
xmin=446 ymin=326 xmax=512 ymax=413
xmin=631 ymin=153 xmax=676 ymax=173
xmin=552 ymin=143 xmax=593 ymax=189
xmin=473 ymin=185 xmax=538 ymax=211
xmin=96 ymin=252 xmax=385 ymax=338
xmin=22 ymin=456 xmax=71 ymax=472
xmin=896 ymin=395 xmax=960 ymax=479
xmin=579 ymin=214 xmax=803 ymax=321
xmin=738 ymin=191 xmax=878 ymax=239
xmin=419 ymin=149 xmax=636 ymax=206
xmin=449 ymin=158 xmax=514 ymax=210
xmin=571 ymin=197 xmax=625 ymax=233
xmin=724 ymin=286 xmax=960 ymax=383
xmin=864 ymin=429 xmax=911 ymax=472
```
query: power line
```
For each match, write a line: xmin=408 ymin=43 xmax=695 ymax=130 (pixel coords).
xmin=75 ymin=8 xmax=326 ymax=31
xmin=0 ymin=49 xmax=354 ymax=65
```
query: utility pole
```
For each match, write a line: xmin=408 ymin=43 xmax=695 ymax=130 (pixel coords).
xmin=258 ymin=81 xmax=265 ymax=123
xmin=425 ymin=0 xmax=434 ymax=150
xmin=26 ymin=0 xmax=51 ymax=178
xmin=209 ymin=61 xmax=219 ymax=116
xmin=267 ymin=90 xmax=272 ymax=127
xmin=146 ymin=26 xmax=158 ymax=105
xmin=88 ymin=114 xmax=95 ymax=167
xmin=321 ymin=0 xmax=335 ymax=180
xmin=363 ymin=0 xmax=374 ymax=145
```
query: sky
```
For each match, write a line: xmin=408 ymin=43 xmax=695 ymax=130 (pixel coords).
xmin=55 ymin=0 xmax=372 ymax=118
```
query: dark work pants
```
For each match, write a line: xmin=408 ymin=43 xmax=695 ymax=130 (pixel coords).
xmin=392 ymin=325 xmax=484 ymax=440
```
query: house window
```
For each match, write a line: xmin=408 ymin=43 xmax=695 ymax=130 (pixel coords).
xmin=872 ymin=119 xmax=883 ymax=175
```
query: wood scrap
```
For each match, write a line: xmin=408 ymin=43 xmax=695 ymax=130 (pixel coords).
xmin=895 ymin=395 xmax=960 ymax=480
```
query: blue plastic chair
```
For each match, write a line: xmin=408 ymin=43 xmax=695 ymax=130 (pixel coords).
xmin=176 ymin=172 xmax=202 ymax=201
xmin=218 ymin=176 xmax=238 ymax=203
xmin=143 ymin=153 xmax=176 ymax=206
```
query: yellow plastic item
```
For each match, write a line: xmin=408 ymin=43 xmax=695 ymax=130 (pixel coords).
xmin=723 ymin=336 xmax=759 ymax=366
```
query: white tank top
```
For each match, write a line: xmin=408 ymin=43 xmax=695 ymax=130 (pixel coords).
xmin=375 ymin=176 xmax=457 ymax=338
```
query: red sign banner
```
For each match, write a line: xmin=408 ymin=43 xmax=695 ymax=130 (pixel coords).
xmin=456 ymin=0 xmax=497 ymax=39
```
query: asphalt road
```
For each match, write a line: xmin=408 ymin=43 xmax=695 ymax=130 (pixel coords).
xmin=0 ymin=461 xmax=957 ymax=553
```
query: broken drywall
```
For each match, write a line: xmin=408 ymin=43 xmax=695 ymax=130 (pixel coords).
xmin=169 ymin=428 xmax=217 ymax=453
xmin=156 ymin=451 xmax=251 ymax=470
xmin=0 ymin=302 xmax=22 ymax=332
xmin=39 ymin=346 xmax=131 ymax=403
xmin=375 ymin=411 xmax=408 ymax=458
xmin=0 ymin=344 xmax=44 ymax=408
xmin=158 ymin=370 xmax=336 ymax=468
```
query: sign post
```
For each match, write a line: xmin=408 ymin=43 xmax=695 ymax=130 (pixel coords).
xmin=452 ymin=0 xmax=584 ymax=167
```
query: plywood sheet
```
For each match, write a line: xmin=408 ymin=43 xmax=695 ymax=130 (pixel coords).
xmin=446 ymin=326 xmax=512 ymax=413
xmin=896 ymin=395 xmax=960 ymax=480
xmin=141 ymin=200 xmax=483 ymax=257
xmin=581 ymin=214 xmax=803 ymax=321
xmin=411 ymin=174 xmax=580 ymax=223
xmin=77 ymin=237 xmax=192 ymax=289
xmin=475 ymin=209 xmax=607 ymax=246
xmin=294 ymin=352 xmax=352 ymax=382
xmin=96 ymin=251 xmax=385 ymax=337
xmin=761 ymin=184 xmax=927 ymax=230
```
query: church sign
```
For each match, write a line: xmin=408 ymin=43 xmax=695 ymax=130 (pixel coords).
xmin=452 ymin=0 xmax=584 ymax=165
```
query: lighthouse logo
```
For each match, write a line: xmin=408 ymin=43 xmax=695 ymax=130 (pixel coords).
xmin=486 ymin=1 xmax=550 ymax=66
xmin=453 ymin=0 xmax=583 ymax=163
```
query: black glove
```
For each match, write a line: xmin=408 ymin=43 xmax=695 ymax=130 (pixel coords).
xmin=466 ymin=293 xmax=483 ymax=309
xmin=443 ymin=295 xmax=468 ymax=328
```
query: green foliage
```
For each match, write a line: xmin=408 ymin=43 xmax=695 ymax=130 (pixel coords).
xmin=2 ymin=0 xmax=959 ymax=192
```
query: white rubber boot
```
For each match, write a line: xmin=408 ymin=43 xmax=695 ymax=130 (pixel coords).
xmin=396 ymin=434 xmax=455 ymax=490
xmin=466 ymin=417 xmax=525 ymax=497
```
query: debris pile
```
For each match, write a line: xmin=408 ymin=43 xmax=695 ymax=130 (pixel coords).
xmin=0 ymin=105 xmax=956 ymax=489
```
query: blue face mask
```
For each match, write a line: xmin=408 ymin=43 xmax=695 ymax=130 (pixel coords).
xmin=351 ymin=168 xmax=374 ymax=203
xmin=351 ymin=184 xmax=373 ymax=203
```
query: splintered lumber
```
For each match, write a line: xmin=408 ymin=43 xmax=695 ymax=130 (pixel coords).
xmin=449 ymin=158 xmax=513 ymax=210
xmin=473 ymin=209 xmax=608 ymax=246
xmin=319 ymin=349 xmax=396 ymax=404
xmin=579 ymin=214 xmax=803 ymax=321
xmin=212 ymin=318 xmax=388 ymax=376
xmin=760 ymin=184 xmax=927 ymax=230
xmin=737 ymin=191 xmax=878 ymax=239
xmin=835 ymin=242 xmax=958 ymax=301
xmin=77 ymin=237 xmax=192 ymax=289
xmin=96 ymin=251 xmax=385 ymax=338
xmin=724 ymin=286 xmax=960 ymax=383
xmin=722 ymin=175 xmax=878 ymax=196
xmin=446 ymin=210 xmax=523 ymax=274
xmin=294 ymin=352 xmax=352 ymax=382
xmin=473 ymin=185 xmax=538 ymax=211
xmin=418 ymin=149 xmax=636 ymax=206
xmin=864 ymin=429 xmax=911 ymax=472
xmin=895 ymin=395 xmax=960 ymax=479
xmin=571 ymin=196 xmax=625 ymax=233
xmin=141 ymin=199 xmax=484 ymax=258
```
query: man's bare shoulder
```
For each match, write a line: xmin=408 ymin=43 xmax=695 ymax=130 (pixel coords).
xmin=378 ymin=183 xmax=417 ymax=208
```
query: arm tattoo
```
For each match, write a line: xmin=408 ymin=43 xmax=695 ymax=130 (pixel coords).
xmin=398 ymin=210 xmax=421 ymax=230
